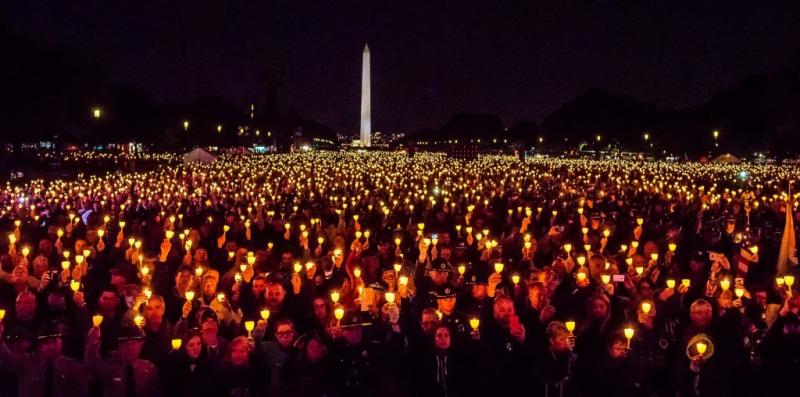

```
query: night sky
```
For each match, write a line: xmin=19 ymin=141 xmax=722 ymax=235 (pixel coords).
xmin=4 ymin=1 xmax=800 ymax=134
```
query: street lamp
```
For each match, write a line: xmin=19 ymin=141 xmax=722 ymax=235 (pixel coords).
xmin=596 ymin=134 xmax=602 ymax=142
xmin=92 ymin=108 xmax=102 ymax=119
xmin=217 ymin=125 xmax=223 ymax=133
xmin=643 ymin=132 xmax=649 ymax=141
xmin=183 ymin=120 xmax=190 ymax=131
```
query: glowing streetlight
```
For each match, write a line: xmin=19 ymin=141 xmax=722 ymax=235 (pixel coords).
xmin=643 ymin=132 xmax=650 ymax=141
xmin=713 ymin=130 xmax=719 ymax=139
xmin=183 ymin=120 xmax=190 ymax=131
xmin=92 ymin=108 xmax=102 ymax=119
xmin=217 ymin=125 xmax=223 ymax=133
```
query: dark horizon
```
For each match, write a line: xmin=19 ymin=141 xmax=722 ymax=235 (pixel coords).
xmin=4 ymin=1 xmax=800 ymax=134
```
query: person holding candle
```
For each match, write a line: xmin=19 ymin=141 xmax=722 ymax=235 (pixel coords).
xmin=252 ymin=318 xmax=297 ymax=395
xmin=329 ymin=310 xmax=376 ymax=397
xmin=533 ymin=321 xmax=577 ymax=397
xmin=161 ymin=330 xmax=212 ymax=397
xmin=163 ymin=265 xmax=195 ymax=324
xmin=430 ymin=285 xmax=470 ymax=340
xmin=208 ymin=335 xmax=268 ymax=397
xmin=676 ymin=299 xmax=744 ymax=396
xmin=135 ymin=294 xmax=174 ymax=367
xmin=581 ymin=332 xmax=637 ymax=397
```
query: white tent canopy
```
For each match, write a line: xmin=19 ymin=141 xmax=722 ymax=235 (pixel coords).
xmin=182 ymin=148 xmax=217 ymax=165
xmin=711 ymin=153 xmax=741 ymax=164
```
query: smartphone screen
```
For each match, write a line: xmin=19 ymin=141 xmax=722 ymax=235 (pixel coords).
xmin=612 ymin=274 xmax=625 ymax=283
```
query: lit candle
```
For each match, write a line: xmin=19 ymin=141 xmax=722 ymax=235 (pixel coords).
xmin=494 ymin=262 xmax=504 ymax=273
xmin=720 ymin=278 xmax=730 ymax=290
xmin=576 ymin=271 xmax=587 ymax=282
xmin=565 ymin=321 xmax=576 ymax=333
xmin=185 ymin=290 xmax=195 ymax=301
xmin=624 ymin=327 xmax=634 ymax=348
xmin=70 ymin=280 xmax=80 ymax=292
xmin=681 ymin=279 xmax=691 ymax=288
xmin=666 ymin=279 xmax=676 ymax=289
xmin=260 ymin=309 xmax=271 ymax=321
xmin=469 ymin=318 xmax=480 ymax=330
xmin=641 ymin=302 xmax=652 ymax=314
xmin=245 ymin=320 xmax=255 ymax=337
xmin=512 ymin=274 xmax=520 ymax=285
xmin=385 ymin=292 xmax=396 ymax=304
xmin=696 ymin=341 xmax=707 ymax=356
xmin=601 ymin=274 xmax=611 ymax=284
xmin=330 ymin=291 xmax=340 ymax=304
xmin=334 ymin=306 xmax=344 ymax=322
xmin=92 ymin=314 xmax=103 ymax=328
xmin=171 ymin=339 xmax=182 ymax=350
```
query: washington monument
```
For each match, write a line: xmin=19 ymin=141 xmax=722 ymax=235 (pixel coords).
xmin=360 ymin=44 xmax=371 ymax=147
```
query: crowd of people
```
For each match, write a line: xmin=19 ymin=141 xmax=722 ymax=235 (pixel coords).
xmin=0 ymin=152 xmax=799 ymax=397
